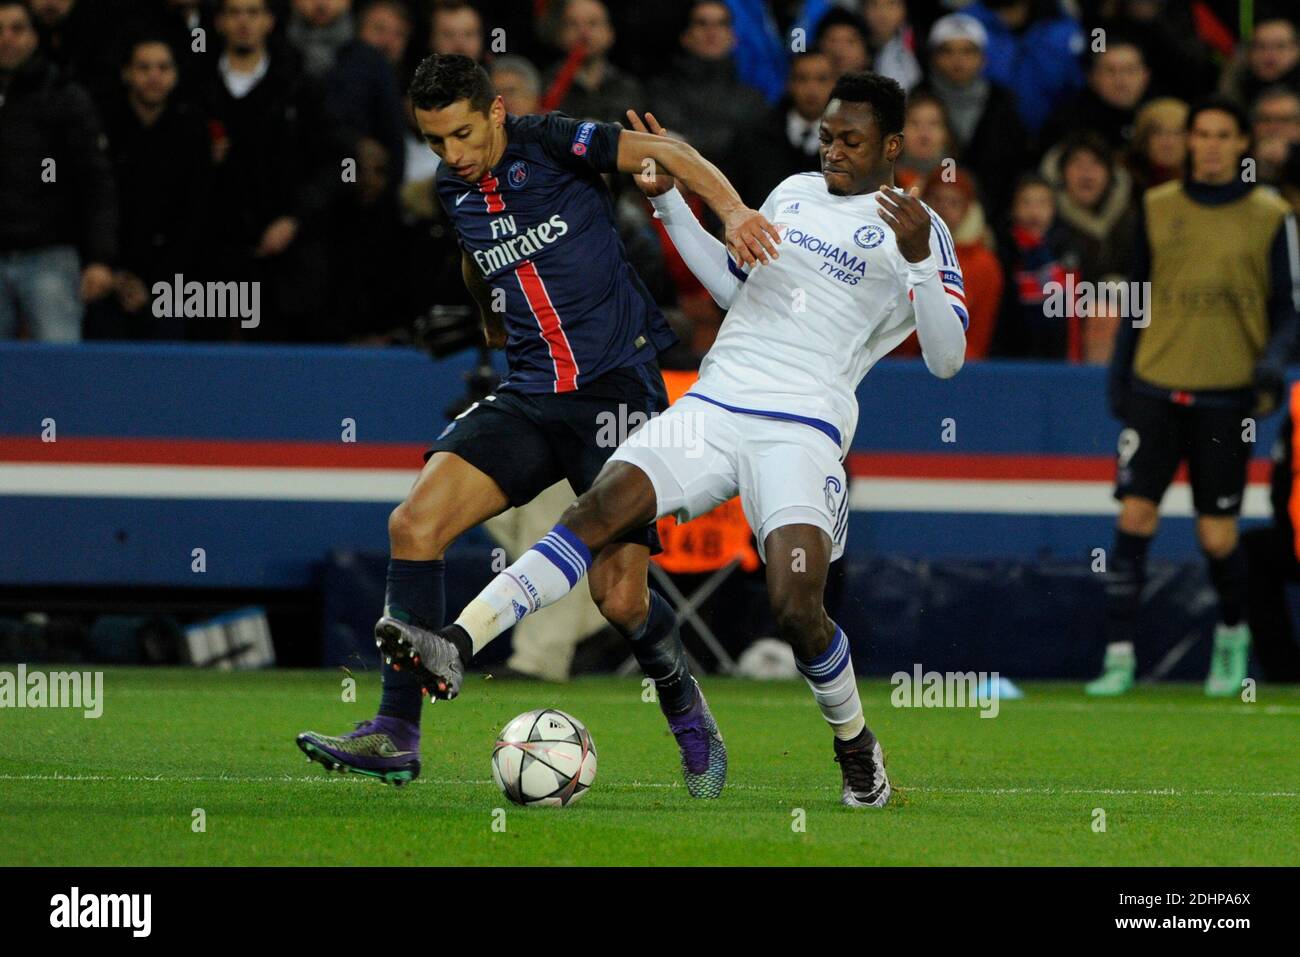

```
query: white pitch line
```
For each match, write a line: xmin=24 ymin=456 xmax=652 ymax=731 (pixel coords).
xmin=0 ymin=773 xmax=1296 ymax=799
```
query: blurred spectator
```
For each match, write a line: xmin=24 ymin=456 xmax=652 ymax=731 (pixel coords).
xmin=1045 ymin=131 xmax=1136 ymax=287
xmin=648 ymin=1 xmax=768 ymax=164
xmin=925 ymin=11 xmax=1026 ymax=218
xmin=915 ymin=167 xmax=1003 ymax=360
xmin=491 ymin=54 xmax=542 ymax=115
xmin=1091 ymin=0 xmax=1216 ymax=102
xmin=1220 ymin=16 xmax=1300 ymax=108
xmin=815 ymin=7 xmax=871 ymax=76
xmin=894 ymin=91 xmax=952 ymax=192
xmin=357 ymin=0 xmax=411 ymax=70
xmin=966 ymin=0 xmax=1086 ymax=136
xmin=131 ymin=0 xmax=219 ymax=95
xmin=716 ymin=0 xmax=831 ymax=105
xmin=991 ymin=173 xmax=1087 ymax=359
xmin=430 ymin=1 xmax=483 ymax=61
xmin=26 ymin=0 xmax=121 ymax=110
xmin=1125 ymin=96 xmax=1187 ymax=193
xmin=726 ymin=50 xmax=834 ymax=207
xmin=401 ymin=92 xmax=440 ymax=185
xmin=1279 ymin=141 xmax=1300 ymax=217
xmin=196 ymin=0 xmax=339 ymax=340
xmin=322 ymin=135 xmax=417 ymax=342
xmin=612 ymin=180 xmax=672 ymax=311
xmin=1251 ymin=86 xmax=1300 ymax=185
xmin=285 ymin=0 xmax=406 ymax=185
xmin=1042 ymin=37 xmax=1150 ymax=152
xmin=0 ymin=0 xmax=116 ymax=342
xmin=99 ymin=37 xmax=211 ymax=339
xmin=543 ymin=0 xmax=643 ymax=126
xmin=862 ymin=0 xmax=921 ymax=92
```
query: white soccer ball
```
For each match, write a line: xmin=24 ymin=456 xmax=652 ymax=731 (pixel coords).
xmin=491 ymin=708 xmax=597 ymax=807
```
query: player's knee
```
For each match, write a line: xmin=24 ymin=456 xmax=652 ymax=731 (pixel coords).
xmin=1118 ymin=497 xmax=1159 ymax=536
xmin=387 ymin=500 xmax=451 ymax=557
xmin=1197 ymin=519 xmax=1238 ymax=559
xmin=591 ymin=577 xmax=648 ymax=635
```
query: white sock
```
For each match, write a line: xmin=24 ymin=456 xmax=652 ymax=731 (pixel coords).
xmin=796 ymin=627 xmax=865 ymax=741
xmin=455 ymin=525 xmax=592 ymax=654
xmin=1105 ymin=641 xmax=1135 ymax=658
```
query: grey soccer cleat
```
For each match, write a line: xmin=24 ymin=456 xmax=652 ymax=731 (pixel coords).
xmin=374 ymin=616 xmax=467 ymax=701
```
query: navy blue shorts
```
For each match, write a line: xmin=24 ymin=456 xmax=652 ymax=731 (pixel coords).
xmin=426 ymin=361 xmax=668 ymax=549
xmin=1114 ymin=391 xmax=1251 ymax=516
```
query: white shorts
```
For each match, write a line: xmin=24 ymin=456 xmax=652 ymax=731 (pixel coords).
xmin=609 ymin=395 xmax=849 ymax=562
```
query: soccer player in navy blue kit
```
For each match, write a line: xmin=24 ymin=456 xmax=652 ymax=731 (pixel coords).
xmin=297 ymin=54 xmax=779 ymax=797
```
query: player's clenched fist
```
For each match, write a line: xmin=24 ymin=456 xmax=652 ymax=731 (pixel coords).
xmin=876 ymin=185 xmax=931 ymax=263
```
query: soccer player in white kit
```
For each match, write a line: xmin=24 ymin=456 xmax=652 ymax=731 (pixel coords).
xmin=379 ymin=73 xmax=967 ymax=807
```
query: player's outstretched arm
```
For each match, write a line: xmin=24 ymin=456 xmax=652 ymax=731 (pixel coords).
xmin=621 ymin=111 xmax=745 ymax=309
xmin=878 ymin=186 xmax=966 ymax=379
xmin=616 ymin=113 xmax=780 ymax=269
xmin=647 ymin=187 xmax=744 ymax=310
xmin=461 ymin=251 xmax=506 ymax=349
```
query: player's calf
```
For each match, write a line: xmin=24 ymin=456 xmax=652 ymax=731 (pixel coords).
xmin=620 ymin=589 xmax=727 ymax=797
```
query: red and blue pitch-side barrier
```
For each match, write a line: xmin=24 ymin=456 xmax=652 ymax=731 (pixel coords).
xmin=0 ymin=343 xmax=1284 ymax=589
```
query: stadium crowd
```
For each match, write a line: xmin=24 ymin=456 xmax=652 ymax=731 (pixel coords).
xmin=1 ymin=0 xmax=1299 ymax=364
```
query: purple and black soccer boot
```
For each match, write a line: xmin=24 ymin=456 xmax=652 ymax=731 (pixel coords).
xmin=296 ymin=715 xmax=420 ymax=787
xmin=665 ymin=679 xmax=727 ymax=798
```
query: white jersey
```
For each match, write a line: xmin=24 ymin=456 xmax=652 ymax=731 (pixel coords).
xmin=691 ymin=173 xmax=967 ymax=456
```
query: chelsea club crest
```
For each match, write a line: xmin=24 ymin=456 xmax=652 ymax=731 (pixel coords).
xmin=853 ymin=224 xmax=885 ymax=249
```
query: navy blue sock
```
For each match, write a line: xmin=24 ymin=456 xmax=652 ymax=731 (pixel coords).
xmin=626 ymin=590 xmax=695 ymax=715
xmin=1105 ymin=530 xmax=1151 ymax=648
xmin=378 ymin=558 xmax=445 ymax=725
xmin=1206 ymin=545 xmax=1247 ymax=627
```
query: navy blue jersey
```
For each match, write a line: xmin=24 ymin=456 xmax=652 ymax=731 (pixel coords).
xmin=436 ymin=112 xmax=676 ymax=394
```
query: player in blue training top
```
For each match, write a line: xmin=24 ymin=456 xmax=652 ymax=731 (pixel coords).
xmin=297 ymin=54 xmax=780 ymax=798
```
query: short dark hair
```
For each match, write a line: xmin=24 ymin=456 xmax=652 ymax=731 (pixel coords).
xmin=815 ymin=7 xmax=870 ymax=48
xmin=829 ymin=71 xmax=906 ymax=135
xmin=0 ymin=0 xmax=32 ymax=24
xmin=120 ymin=34 xmax=176 ymax=70
xmin=360 ymin=0 xmax=411 ymax=26
xmin=1013 ymin=171 xmax=1053 ymax=199
xmin=1058 ymin=130 xmax=1113 ymax=172
xmin=217 ymin=0 xmax=270 ymax=13
xmin=682 ymin=0 xmax=731 ymax=34
xmin=409 ymin=53 xmax=495 ymax=113
xmin=1187 ymin=94 xmax=1250 ymax=135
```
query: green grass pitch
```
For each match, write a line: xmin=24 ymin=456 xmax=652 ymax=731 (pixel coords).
xmin=1 ymin=668 xmax=1297 ymax=866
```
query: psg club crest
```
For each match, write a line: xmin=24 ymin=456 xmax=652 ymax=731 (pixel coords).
xmin=508 ymin=160 xmax=529 ymax=188
xmin=854 ymin=224 xmax=885 ymax=249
